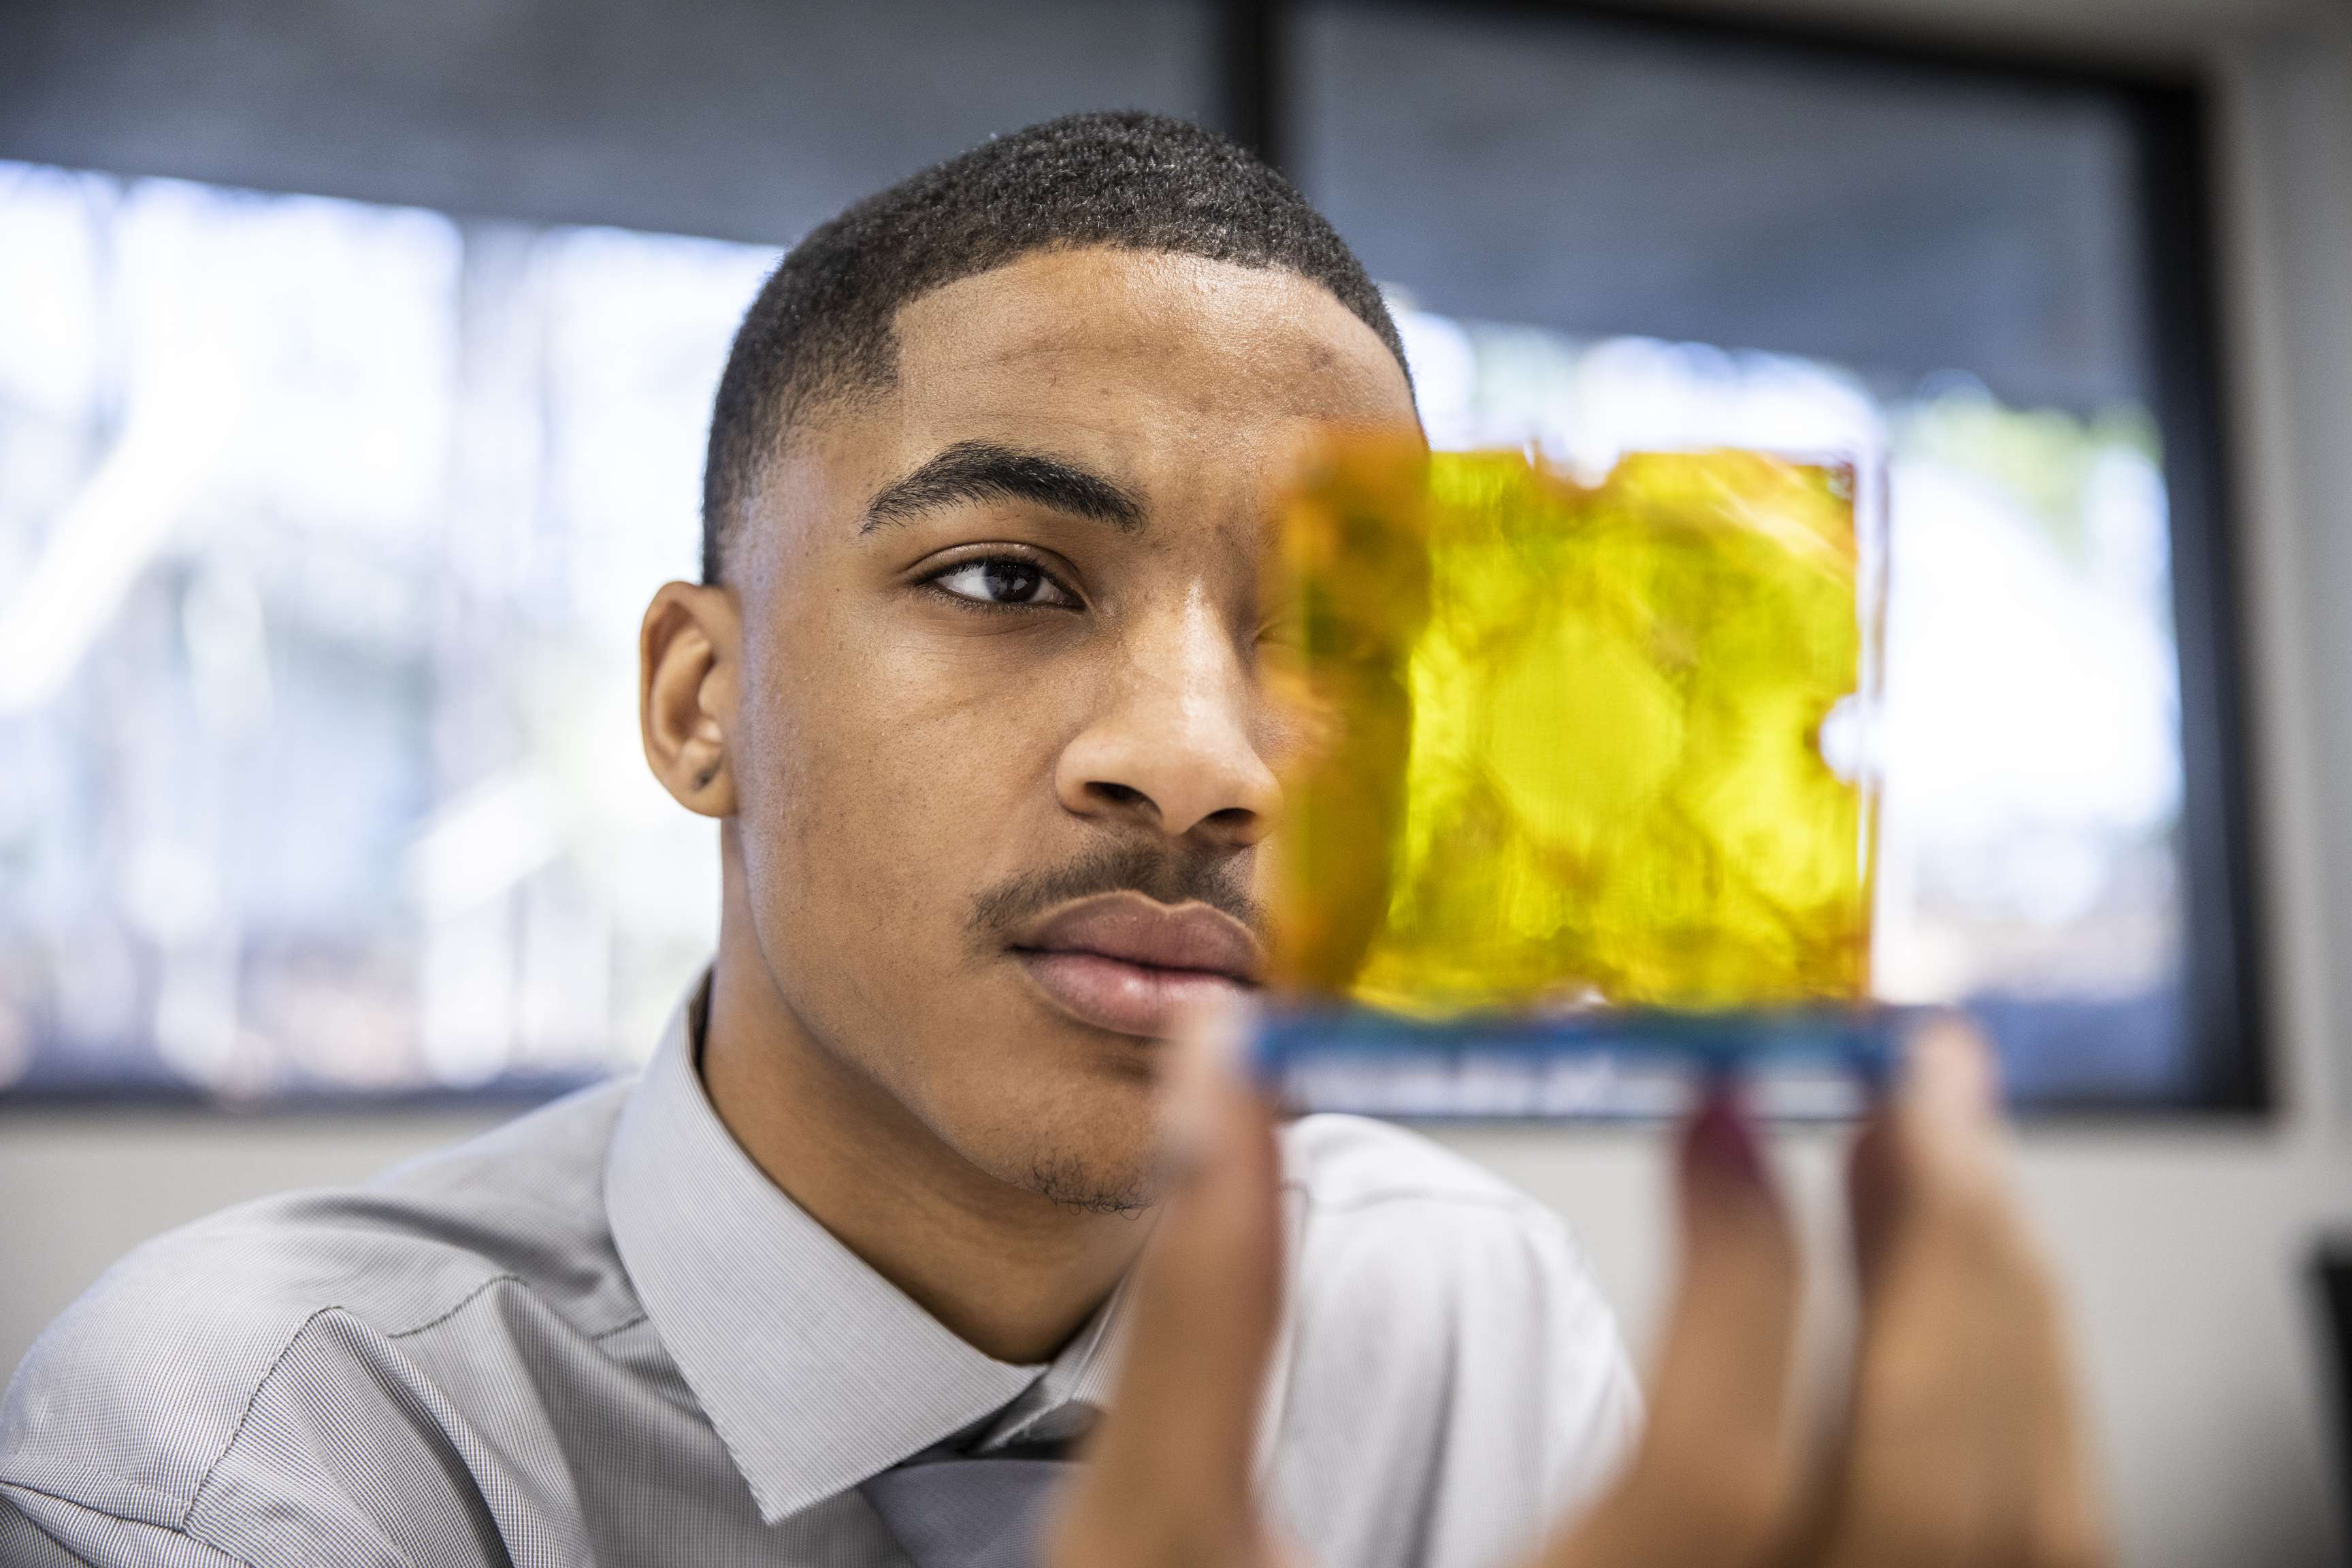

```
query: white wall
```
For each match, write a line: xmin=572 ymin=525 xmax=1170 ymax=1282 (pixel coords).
xmin=5 ymin=14 xmax=2351 ymax=1568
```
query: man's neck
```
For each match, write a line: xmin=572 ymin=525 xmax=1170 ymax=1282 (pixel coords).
xmin=697 ymin=885 xmax=1149 ymax=1367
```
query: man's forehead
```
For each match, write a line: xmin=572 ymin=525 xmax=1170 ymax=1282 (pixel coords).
xmin=889 ymin=246 xmax=1416 ymax=429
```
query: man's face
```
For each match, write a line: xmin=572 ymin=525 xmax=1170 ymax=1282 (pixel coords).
xmin=721 ymin=247 xmax=1418 ymax=1209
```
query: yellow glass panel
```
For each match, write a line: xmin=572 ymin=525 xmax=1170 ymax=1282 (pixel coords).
xmin=1266 ymin=438 xmax=1876 ymax=1015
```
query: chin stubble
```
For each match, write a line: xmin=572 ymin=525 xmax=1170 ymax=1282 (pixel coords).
xmin=1022 ymin=1149 xmax=1162 ymax=1216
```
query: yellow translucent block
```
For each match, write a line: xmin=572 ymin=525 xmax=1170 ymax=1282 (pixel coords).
xmin=1266 ymin=439 xmax=1876 ymax=1015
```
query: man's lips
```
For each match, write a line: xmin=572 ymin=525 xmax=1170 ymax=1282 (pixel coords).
xmin=1009 ymin=891 xmax=1263 ymax=1038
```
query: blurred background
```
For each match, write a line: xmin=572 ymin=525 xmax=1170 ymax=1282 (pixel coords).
xmin=1 ymin=0 xmax=2349 ymax=1561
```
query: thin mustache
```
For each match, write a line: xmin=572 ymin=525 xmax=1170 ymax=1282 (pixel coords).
xmin=968 ymin=843 xmax=1266 ymax=948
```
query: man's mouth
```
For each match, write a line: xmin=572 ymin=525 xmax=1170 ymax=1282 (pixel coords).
xmin=1007 ymin=890 xmax=1264 ymax=1039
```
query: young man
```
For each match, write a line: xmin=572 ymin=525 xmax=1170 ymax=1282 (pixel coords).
xmin=0 ymin=114 xmax=1643 ymax=1567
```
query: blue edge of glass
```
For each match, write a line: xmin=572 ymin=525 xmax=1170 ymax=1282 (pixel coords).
xmin=1251 ymin=1003 xmax=1917 ymax=1104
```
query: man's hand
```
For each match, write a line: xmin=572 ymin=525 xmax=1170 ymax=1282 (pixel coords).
xmin=1823 ymin=1022 xmax=2104 ymax=1567
xmin=1047 ymin=1009 xmax=2106 ymax=1568
xmin=1546 ymin=1017 xmax=2105 ymax=1568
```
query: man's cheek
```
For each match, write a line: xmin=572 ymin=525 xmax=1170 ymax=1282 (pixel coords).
xmin=785 ymin=712 xmax=987 ymax=911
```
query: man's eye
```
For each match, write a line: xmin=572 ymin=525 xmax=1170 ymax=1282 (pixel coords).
xmin=928 ymin=558 xmax=1076 ymax=608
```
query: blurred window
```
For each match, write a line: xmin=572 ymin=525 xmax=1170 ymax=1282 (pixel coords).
xmin=1295 ymin=3 xmax=2251 ymax=1107
xmin=0 ymin=7 xmax=2254 ymax=1111
xmin=0 ymin=163 xmax=766 ymax=1095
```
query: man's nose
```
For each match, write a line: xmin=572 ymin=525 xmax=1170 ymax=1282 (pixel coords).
xmin=1055 ymin=592 xmax=1280 ymax=847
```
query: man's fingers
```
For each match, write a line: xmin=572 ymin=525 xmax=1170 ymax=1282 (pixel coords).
xmin=1660 ymin=1095 xmax=1803 ymax=1452
xmin=1046 ymin=999 xmax=1288 ymax=1568
xmin=1546 ymin=1092 xmax=1803 ymax=1568
xmin=1849 ymin=1015 xmax=2008 ymax=1298
xmin=1831 ymin=1016 xmax=2107 ymax=1568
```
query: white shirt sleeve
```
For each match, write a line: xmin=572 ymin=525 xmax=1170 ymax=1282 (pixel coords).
xmin=1266 ymin=1115 xmax=1644 ymax=1568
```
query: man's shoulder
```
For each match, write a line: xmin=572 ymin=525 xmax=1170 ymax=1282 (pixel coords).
xmin=1271 ymin=1114 xmax=1641 ymax=1535
xmin=1279 ymin=1111 xmax=1557 ymax=1222
xmin=0 ymin=1077 xmax=640 ymax=1528
xmin=1277 ymin=1113 xmax=1617 ymax=1340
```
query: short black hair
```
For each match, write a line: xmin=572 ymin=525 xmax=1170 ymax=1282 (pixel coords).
xmin=700 ymin=110 xmax=1409 ymax=583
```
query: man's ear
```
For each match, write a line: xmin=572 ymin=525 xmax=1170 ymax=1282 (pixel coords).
xmin=640 ymin=581 xmax=742 ymax=818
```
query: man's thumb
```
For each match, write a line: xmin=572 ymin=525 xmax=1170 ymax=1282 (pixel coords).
xmin=1048 ymin=1000 xmax=1287 ymax=1567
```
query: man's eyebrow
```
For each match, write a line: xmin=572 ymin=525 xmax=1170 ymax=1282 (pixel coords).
xmin=860 ymin=440 xmax=1146 ymax=534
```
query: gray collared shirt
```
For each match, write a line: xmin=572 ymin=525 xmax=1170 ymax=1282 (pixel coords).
xmin=1 ymin=985 xmax=1639 ymax=1567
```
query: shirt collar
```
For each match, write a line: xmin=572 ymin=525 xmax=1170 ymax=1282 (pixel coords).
xmin=604 ymin=979 xmax=1121 ymax=1523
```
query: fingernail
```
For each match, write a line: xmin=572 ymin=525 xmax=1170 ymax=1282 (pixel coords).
xmin=1908 ymin=1012 xmax=1999 ymax=1120
xmin=1685 ymin=1085 xmax=1766 ymax=1188
xmin=1161 ymin=996 xmax=1249 ymax=1173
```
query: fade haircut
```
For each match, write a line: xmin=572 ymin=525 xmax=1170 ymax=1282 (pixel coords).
xmin=699 ymin=110 xmax=1409 ymax=583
